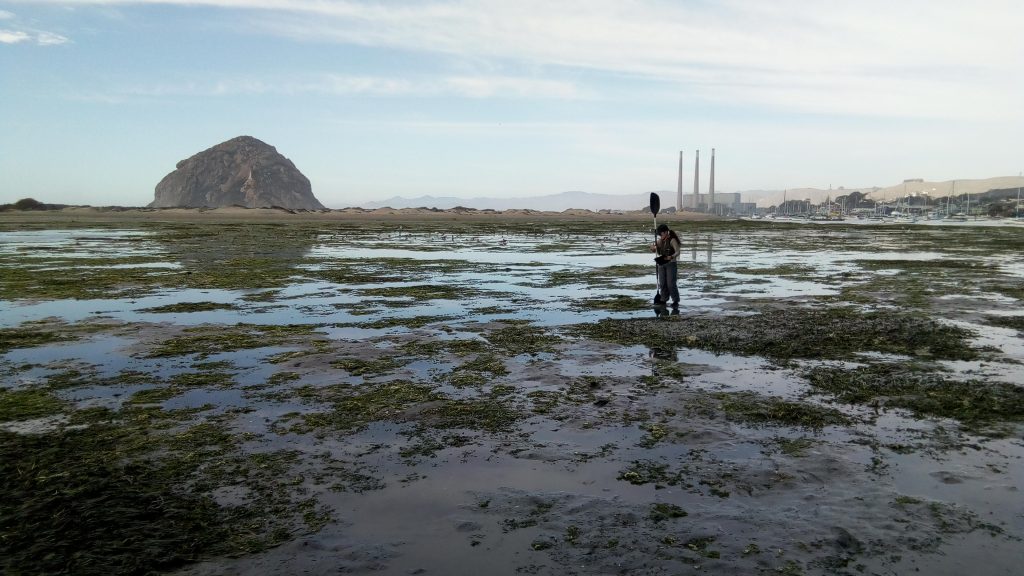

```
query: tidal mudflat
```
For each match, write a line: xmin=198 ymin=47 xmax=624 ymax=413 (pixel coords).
xmin=2 ymin=218 xmax=1023 ymax=575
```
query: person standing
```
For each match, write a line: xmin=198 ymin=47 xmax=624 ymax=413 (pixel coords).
xmin=652 ymin=224 xmax=681 ymax=307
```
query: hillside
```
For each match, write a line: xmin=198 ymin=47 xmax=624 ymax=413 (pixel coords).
xmin=350 ymin=177 xmax=1024 ymax=211
xmin=740 ymin=176 xmax=1024 ymax=207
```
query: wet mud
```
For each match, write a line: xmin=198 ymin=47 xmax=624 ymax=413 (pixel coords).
xmin=1 ymin=220 xmax=1023 ymax=575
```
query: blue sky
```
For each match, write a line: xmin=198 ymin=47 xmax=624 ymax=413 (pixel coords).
xmin=1 ymin=0 xmax=1022 ymax=208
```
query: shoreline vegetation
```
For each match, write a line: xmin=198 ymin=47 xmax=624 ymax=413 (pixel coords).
xmin=0 ymin=203 xmax=723 ymax=223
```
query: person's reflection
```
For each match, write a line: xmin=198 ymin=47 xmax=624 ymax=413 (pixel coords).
xmin=653 ymin=306 xmax=681 ymax=318
xmin=647 ymin=345 xmax=676 ymax=361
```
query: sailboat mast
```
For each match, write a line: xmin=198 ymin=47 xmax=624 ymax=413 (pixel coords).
xmin=1017 ymin=172 xmax=1021 ymax=219
xmin=676 ymin=151 xmax=683 ymax=211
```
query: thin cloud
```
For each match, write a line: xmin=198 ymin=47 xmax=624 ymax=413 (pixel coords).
xmin=443 ymin=76 xmax=587 ymax=100
xmin=326 ymin=118 xmax=609 ymax=133
xmin=15 ymin=0 xmax=1024 ymax=118
xmin=118 ymin=73 xmax=585 ymax=100
xmin=36 ymin=31 xmax=70 ymax=45
xmin=0 ymin=29 xmax=66 ymax=46
xmin=0 ymin=7 xmax=70 ymax=46
xmin=0 ymin=30 xmax=31 ymax=44
xmin=304 ymin=75 xmax=415 ymax=97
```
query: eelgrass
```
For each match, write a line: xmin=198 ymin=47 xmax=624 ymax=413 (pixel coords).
xmin=0 ymin=427 xmax=229 ymax=575
xmin=804 ymin=364 xmax=1024 ymax=434
xmin=574 ymin=307 xmax=979 ymax=362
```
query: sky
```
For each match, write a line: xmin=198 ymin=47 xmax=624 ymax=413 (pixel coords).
xmin=1 ymin=0 xmax=1022 ymax=208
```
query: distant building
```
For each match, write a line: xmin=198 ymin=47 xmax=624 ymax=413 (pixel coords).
xmin=694 ymin=192 xmax=752 ymax=215
xmin=737 ymin=202 xmax=757 ymax=216
xmin=713 ymin=192 xmax=741 ymax=205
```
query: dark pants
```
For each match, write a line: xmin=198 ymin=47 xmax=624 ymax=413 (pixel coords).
xmin=657 ymin=261 xmax=679 ymax=304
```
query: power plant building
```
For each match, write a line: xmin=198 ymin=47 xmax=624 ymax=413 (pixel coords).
xmin=674 ymin=147 xmax=752 ymax=215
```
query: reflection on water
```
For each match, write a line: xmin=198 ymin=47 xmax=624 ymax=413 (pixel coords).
xmin=1 ymin=226 xmax=804 ymax=328
xmin=2 ymin=224 xmax=1023 ymax=334
xmin=652 ymin=306 xmax=680 ymax=318
xmin=0 ymin=229 xmax=155 ymax=259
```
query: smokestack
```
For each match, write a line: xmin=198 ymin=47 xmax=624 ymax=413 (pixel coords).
xmin=676 ymin=151 xmax=683 ymax=211
xmin=693 ymin=150 xmax=700 ymax=209
xmin=709 ymin=148 xmax=716 ymax=211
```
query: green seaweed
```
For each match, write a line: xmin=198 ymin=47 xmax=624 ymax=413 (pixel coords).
xmin=0 ymin=388 xmax=66 ymax=422
xmin=617 ymin=460 xmax=680 ymax=486
xmin=128 ymin=386 xmax=180 ymax=405
xmin=44 ymin=369 xmax=89 ymax=390
xmin=985 ymin=315 xmax=1024 ymax=332
xmin=574 ymin=294 xmax=649 ymax=311
xmin=769 ymin=436 xmax=817 ymax=457
xmin=291 ymin=381 xmax=441 ymax=433
xmin=649 ymin=503 xmax=688 ymax=522
xmin=0 ymin=262 xmax=171 ymax=300
xmin=727 ymin=264 xmax=817 ymax=278
xmin=0 ymin=327 xmax=73 ymax=353
xmin=574 ymin=307 xmax=979 ymax=362
xmin=359 ymin=284 xmax=483 ymax=301
xmin=400 ymin=338 xmax=489 ymax=357
xmin=266 ymin=371 xmax=302 ymax=386
xmin=854 ymin=259 xmax=995 ymax=272
xmin=419 ymin=397 xmax=521 ymax=432
xmin=147 ymin=324 xmax=319 ymax=358
xmin=638 ymin=422 xmax=671 ymax=448
xmin=440 ymin=353 xmax=510 ymax=388
xmin=137 ymin=301 xmax=240 ymax=313
xmin=355 ymin=314 xmax=455 ymax=329
xmin=0 ymin=427 xmax=229 ymax=574
xmin=0 ymin=405 xmax=324 ymax=575
xmin=526 ymin=390 xmax=562 ymax=414
xmin=485 ymin=322 xmax=560 ymax=356
xmin=804 ymin=364 xmax=1024 ymax=433
xmin=331 ymin=356 xmax=408 ymax=376
xmin=170 ymin=370 xmax=237 ymax=388
xmin=684 ymin=536 xmax=720 ymax=559
xmin=709 ymin=391 xmax=853 ymax=429
xmin=989 ymin=284 xmax=1024 ymax=301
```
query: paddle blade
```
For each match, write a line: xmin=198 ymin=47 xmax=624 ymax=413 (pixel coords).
xmin=650 ymin=192 xmax=660 ymax=216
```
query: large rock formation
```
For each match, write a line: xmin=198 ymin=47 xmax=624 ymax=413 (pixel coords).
xmin=150 ymin=136 xmax=326 ymax=209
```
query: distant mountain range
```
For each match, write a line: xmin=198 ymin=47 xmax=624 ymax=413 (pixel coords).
xmin=356 ymin=190 xmax=659 ymax=212
xmin=347 ymin=176 xmax=1024 ymax=211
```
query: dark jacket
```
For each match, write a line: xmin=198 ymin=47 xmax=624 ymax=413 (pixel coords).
xmin=656 ymin=231 xmax=681 ymax=263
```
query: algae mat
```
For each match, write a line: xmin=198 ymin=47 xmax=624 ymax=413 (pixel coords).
xmin=2 ymin=219 xmax=1023 ymax=575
